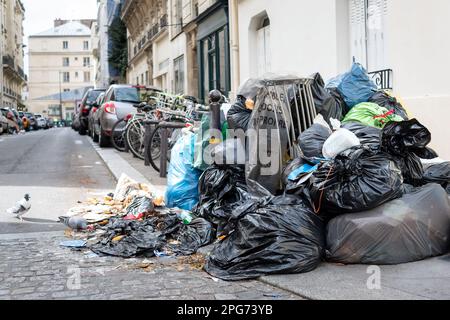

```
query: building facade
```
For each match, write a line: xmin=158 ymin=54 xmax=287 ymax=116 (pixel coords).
xmin=0 ymin=0 xmax=27 ymax=110
xmin=94 ymin=0 xmax=125 ymax=88
xmin=121 ymin=0 xmax=229 ymax=102
xmin=28 ymin=20 xmax=95 ymax=121
xmin=231 ymin=0 xmax=450 ymax=159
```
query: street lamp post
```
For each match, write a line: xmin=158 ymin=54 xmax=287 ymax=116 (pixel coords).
xmin=59 ymin=71 xmax=63 ymax=121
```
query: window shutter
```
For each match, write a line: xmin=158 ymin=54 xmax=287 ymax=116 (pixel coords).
xmin=349 ymin=0 xmax=367 ymax=67
xmin=367 ymin=0 xmax=388 ymax=71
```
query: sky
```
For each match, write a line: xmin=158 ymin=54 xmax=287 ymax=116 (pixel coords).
xmin=22 ymin=0 xmax=98 ymax=72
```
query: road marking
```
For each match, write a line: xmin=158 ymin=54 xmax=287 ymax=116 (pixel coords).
xmin=95 ymin=161 xmax=101 ymax=165
xmin=75 ymin=140 xmax=83 ymax=145
xmin=78 ymin=155 xmax=83 ymax=159
xmin=78 ymin=166 xmax=94 ymax=168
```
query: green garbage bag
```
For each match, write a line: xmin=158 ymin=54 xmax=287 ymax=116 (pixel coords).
xmin=342 ymin=102 xmax=404 ymax=129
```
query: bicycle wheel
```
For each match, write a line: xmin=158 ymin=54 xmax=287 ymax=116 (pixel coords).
xmin=126 ymin=118 xmax=146 ymax=160
xmin=148 ymin=126 xmax=182 ymax=173
xmin=111 ymin=119 xmax=127 ymax=152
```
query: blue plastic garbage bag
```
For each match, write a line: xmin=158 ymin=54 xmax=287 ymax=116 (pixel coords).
xmin=166 ymin=131 xmax=202 ymax=211
xmin=326 ymin=63 xmax=377 ymax=108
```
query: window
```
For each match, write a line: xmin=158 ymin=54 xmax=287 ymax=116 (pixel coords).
xmin=83 ymin=57 xmax=90 ymax=67
xmin=63 ymin=41 xmax=68 ymax=49
xmin=62 ymin=57 xmax=70 ymax=67
xmin=173 ymin=0 xmax=183 ymax=34
xmin=83 ymin=41 xmax=89 ymax=50
xmin=173 ymin=55 xmax=185 ymax=94
xmin=256 ymin=17 xmax=271 ymax=76
xmin=141 ymin=74 xmax=144 ymax=85
xmin=84 ymin=72 xmax=90 ymax=82
xmin=199 ymin=27 xmax=230 ymax=101
xmin=75 ymin=72 xmax=79 ymax=78
xmin=62 ymin=72 xmax=70 ymax=83
xmin=63 ymin=89 xmax=70 ymax=92
xmin=145 ymin=71 xmax=149 ymax=85
xmin=350 ymin=0 xmax=388 ymax=71
xmin=192 ymin=0 xmax=199 ymax=18
xmin=136 ymin=77 xmax=139 ymax=85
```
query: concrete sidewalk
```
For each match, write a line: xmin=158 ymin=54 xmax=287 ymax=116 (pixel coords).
xmin=89 ymin=141 xmax=450 ymax=300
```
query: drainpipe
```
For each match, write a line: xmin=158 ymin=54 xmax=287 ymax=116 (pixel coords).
xmin=229 ymin=0 xmax=240 ymax=97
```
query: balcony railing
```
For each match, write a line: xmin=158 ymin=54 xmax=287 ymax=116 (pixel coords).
xmin=160 ymin=14 xmax=168 ymax=28
xmin=368 ymin=69 xmax=393 ymax=90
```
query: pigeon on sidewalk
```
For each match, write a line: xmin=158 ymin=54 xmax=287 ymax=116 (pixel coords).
xmin=59 ymin=216 xmax=88 ymax=231
xmin=6 ymin=194 xmax=31 ymax=222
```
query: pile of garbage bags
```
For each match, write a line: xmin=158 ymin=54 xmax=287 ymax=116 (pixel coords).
xmin=61 ymin=62 xmax=450 ymax=282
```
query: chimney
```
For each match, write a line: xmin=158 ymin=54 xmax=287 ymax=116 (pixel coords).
xmin=54 ymin=18 xmax=67 ymax=27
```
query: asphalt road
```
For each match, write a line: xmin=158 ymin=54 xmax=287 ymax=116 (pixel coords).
xmin=0 ymin=128 xmax=116 ymax=234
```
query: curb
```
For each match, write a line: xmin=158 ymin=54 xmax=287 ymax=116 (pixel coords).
xmin=87 ymin=138 xmax=166 ymax=197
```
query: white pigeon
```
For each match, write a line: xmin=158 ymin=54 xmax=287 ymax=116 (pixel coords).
xmin=7 ymin=194 xmax=31 ymax=221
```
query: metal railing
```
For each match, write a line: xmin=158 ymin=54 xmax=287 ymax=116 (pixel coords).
xmin=369 ymin=69 xmax=393 ymax=90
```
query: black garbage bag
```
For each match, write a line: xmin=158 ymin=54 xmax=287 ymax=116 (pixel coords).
xmin=369 ymin=91 xmax=409 ymax=120
xmin=299 ymin=123 xmax=331 ymax=159
xmin=341 ymin=122 xmax=381 ymax=146
xmin=193 ymin=165 xmax=251 ymax=235
xmin=90 ymin=217 xmax=165 ymax=258
xmin=381 ymin=119 xmax=431 ymax=185
xmin=309 ymin=73 xmax=347 ymax=122
xmin=167 ymin=218 xmax=216 ymax=255
xmin=227 ymin=95 xmax=253 ymax=132
xmin=310 ymin=146 xmax=404 ymax=217
xmin=204 ymin=195 xmax=325 ymax=280
xmin=326 ymin=184 xmax=450 ymax=265
xmin=90 ymin=212 xmax=215 ymax=258
xmin=412 ymin=146 xmax=439 ymax=159
xmin=423 ymin=162 xmax=450 ymax=194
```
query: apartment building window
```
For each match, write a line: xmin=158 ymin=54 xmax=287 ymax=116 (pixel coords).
xmin=256 ymin=17 xmax=271 ymax=76
xmin=199 ymin=27 xmax=230 ymax=101
xmin=84 ymin=72 xmax=91 ymax=82
xmin=62 ymin=72 xmax=70 ymax=83
xmin=350 ymin=0 xmax=388 ymax=71
xmin=75 ymin=72 xmax=79 ymax=78
xmin=62 ymin=57 xmax=70 ymax=67
xmin=83 ymin=41 xmax=89 ymax=50
xmin=63 ymin=41 xmax=69 ymax=49
xmin=83 ymin=57 xmax=90 ymax=67
xmin=145 ymin=71 xmax=149 ymax=85
xmin=173 ymin=0 xmax=183 ymax=35
xmin=174 ymin=55 xmax=185 ymax=94
xmin=136 ymin=77 xmax=139 ymax=85
xmin=63 ymin=89 xmax=70 ymax=92
xmin=141 ymin=74 xmax=144 ymax=85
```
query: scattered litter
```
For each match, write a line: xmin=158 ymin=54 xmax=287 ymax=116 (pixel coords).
xmin=60 ymin=240 xmax=87 ymax=248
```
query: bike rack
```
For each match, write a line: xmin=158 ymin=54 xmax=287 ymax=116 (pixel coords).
xmin=157 ymin=122 xmax=186 ymax=178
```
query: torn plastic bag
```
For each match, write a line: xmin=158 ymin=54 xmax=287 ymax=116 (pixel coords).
xmin=166 ymin=131 xmax=202 ymax=211
xmin=167 ymin=218 xmax=216 ymax=255
xmin=381 ymin=119 xmax=431 ymax=185
xmin=326 ymin=63 xmax=378 ymax=108
xmin=341 ymin=122 xmax=381 ymax=146
xmin=227 ymin=95 xmax=253 ymax=132
xmin=342 ymin=102 xmax=404 ymax=128
xmin=299 ymin=115 xmax=332 ymax=159
xmin=204 ymin=195 xmax=325 ymax=281
xmin=322 ymin=128 xmax=360 ymax=159
xmin=310 ymin=146 xmax=404 ymax=217
xmin=309 ymin=73 xmax=347 ymax=122
xmin=283 ymin=158 xmax=319 ymax=195
xmin=423 ymin=162 xmax=450 ymax=194
xmin=193 ymin=165 xmax=251 ymax=235
xmin=113 ymin=174 xmax=141 ymax=202
xmin=326 ymin=184 xmax=450 ymax=265
xmin=369 ymin=91 xmax=409 ymax=120
xmin=90 ymin=217 xmax=165 ymax=258
xmin=125 ymin=196 xmax=154 ymax=219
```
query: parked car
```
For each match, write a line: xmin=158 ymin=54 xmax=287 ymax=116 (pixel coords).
xmin=92 ymin=85 xmax=160 ymax=147
xmin=0 ymin=112 xmax=8 ymax=134
xmin=10 ymin=109 xmax=24 ymax=131
xmin=75 ymin=89 xmax=106 ymax=135
xmin=34 ymin=113 xmax=47 ymax=129
xmin=47 ymin=118 xmax=55 ymax=128
xmin=89 ymin=92 xmax=106 ymax=141
xmin=0 ymin=108 xmax=19 ymax=134
xmin=24 ymin=112 xmax=38 ymax=130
